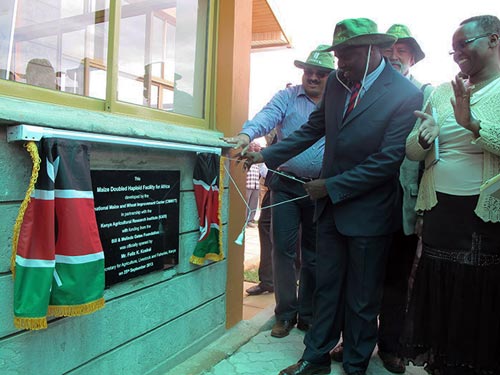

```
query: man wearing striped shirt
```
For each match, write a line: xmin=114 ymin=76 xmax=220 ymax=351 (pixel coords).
xmin=245 ymin=142 xmax=266 ymax=227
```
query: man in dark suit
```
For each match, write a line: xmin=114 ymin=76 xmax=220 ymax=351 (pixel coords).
xmin=243 ymin=18 xmax=423 ymax=375
xmin=330 ymin=24 xmax=434 ymax=374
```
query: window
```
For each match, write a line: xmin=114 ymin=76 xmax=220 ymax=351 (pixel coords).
xmin=0 ymin=0 xmax=213 ymax=125
xmin=0 ymin=1 xmax=109 ymax=97
xmin=117 ymin=0 xmax=208 ymax=118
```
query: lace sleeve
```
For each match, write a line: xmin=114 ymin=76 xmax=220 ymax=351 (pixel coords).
xmin=471 ymin=93 xmax=500 ymax=156
xmin=405 ymin=92 xmax=436 ymax=161
xmin=474 ymin=122 xmax=500 ymax=156
xmin=405 ymin=119 xmax=430 ymax=161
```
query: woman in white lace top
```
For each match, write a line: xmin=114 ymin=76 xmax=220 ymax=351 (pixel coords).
xmin=402 ymin=15 xmax=500 ymax=375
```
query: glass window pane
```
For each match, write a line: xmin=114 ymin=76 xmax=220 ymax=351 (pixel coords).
xmin=117 ymin=0 xmax=208 ymax=118
xmin=0 ymin=0 xmax=109 ymax=99
xmin=150 ymin=84 xmax=159 ymax=108
xmin=162 ymin=87 xmax=174 ymax=111
xmin=88 ymin=67 xmax=106 ymax=99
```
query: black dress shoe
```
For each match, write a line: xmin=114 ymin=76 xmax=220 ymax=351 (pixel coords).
xmin=329 ymin=343 xmax=343 ymax=362
xmin=271 ymin=318 xmax=297 ymax=338
xmin=245 ymin=284 xmax=274 ymax=295
xmin=279 ymin=360 xmax=331 ymax=375
xmin=378 ymin=350 xmax=405 ymax=374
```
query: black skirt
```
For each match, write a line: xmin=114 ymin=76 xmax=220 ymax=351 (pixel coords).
xmin=402 ymin=192 xmax=500 ymax=375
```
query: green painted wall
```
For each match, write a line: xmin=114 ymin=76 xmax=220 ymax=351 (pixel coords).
xmin=0 ymin=96 xmax=230 ymax=375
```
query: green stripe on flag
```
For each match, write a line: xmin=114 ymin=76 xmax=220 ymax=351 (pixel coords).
xmin=190 ymin=229 xmax=223 ymax=265
xmin=14 ymin=265 xmax=53 ymax=318
xmin=49 ymin=259 xmax=105 ymax=306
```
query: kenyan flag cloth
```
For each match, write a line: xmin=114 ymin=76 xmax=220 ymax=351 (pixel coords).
xmin=190 ymin=153 xmax=224 ymax=265
xmin=11 ymin=138 xmax=105 ymax=330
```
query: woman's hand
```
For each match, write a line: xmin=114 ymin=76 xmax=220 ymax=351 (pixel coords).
xmin=415 ymin=110 xmax=439 ymax=149
xmin=450 ymin=74 xmax=481 ymax=137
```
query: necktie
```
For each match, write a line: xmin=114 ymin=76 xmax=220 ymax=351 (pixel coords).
xmin=344 ymin=81 xmax=361 ymax=120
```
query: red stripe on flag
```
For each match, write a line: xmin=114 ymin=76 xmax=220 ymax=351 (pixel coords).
xmin=194 ymin=185 xmax=209 ymax=226
xmin=16 ymin=198 xmax=56 ymax=260
xmin=193 ymin=185 xmax=219 ymax=242
xmin=55 ymin=198 xmax=103 ymax=256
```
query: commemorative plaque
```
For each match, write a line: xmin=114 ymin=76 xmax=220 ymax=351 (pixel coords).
xmin=91 ymin=170 xmax=180 ymax=286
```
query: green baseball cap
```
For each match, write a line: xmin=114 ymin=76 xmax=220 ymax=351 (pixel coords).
xmin=321 ymin=18 xmax=396 ymax=52
xmin=294 ymin=45 xmax=335 ymax=72
xmin=386 ymin=24 xmax=425 ymax=63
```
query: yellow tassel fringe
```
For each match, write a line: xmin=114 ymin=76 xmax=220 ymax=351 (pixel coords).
xmin=48 ymin=298 xmax=105 ymax=317
xmin=14 ymin=298 xmax=105 ymax=330
xmin=217 ymin=156 xmax=225 ymax=261
xmin=189 ymin=255 xmax=206 ymax=265
xmin=14 ymin=316 xmax=48 ymax=331
xmin=205 ymin=252 xmax=224 ymax=262
xmin=189 ymin=251 xmax=224 ymax=266
xmin=11 ymin=141 xmax=41 ymax=278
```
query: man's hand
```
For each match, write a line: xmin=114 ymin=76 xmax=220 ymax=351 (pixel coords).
xmin=220 ymin=134 xmax=251 ymax=153
xmin=304 ymin=179 xmax=328 ymax=200
xmin=240 ymin=152 xmax=264 ymax=170
xmin=415 ymin=110 xmax=439 ymax=149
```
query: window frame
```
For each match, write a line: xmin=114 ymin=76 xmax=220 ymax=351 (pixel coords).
xmin=0 ymin=0 xmax=217 ymax=130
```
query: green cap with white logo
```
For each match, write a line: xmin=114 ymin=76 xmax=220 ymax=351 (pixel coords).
xmin=294 ymin=45 xmax=335 ymax=72
xmin=386 ymin=24 xmax=425 ymax=63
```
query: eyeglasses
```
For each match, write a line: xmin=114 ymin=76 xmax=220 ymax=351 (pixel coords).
xmin=448 ymin=33 xmax=492 ymax=55
xmin=304 ymin=69 xmax=329 ymax=79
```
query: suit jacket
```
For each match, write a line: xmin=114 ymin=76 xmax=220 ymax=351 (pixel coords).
xmin=262 ymin=61 xmax=423 ymax=237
